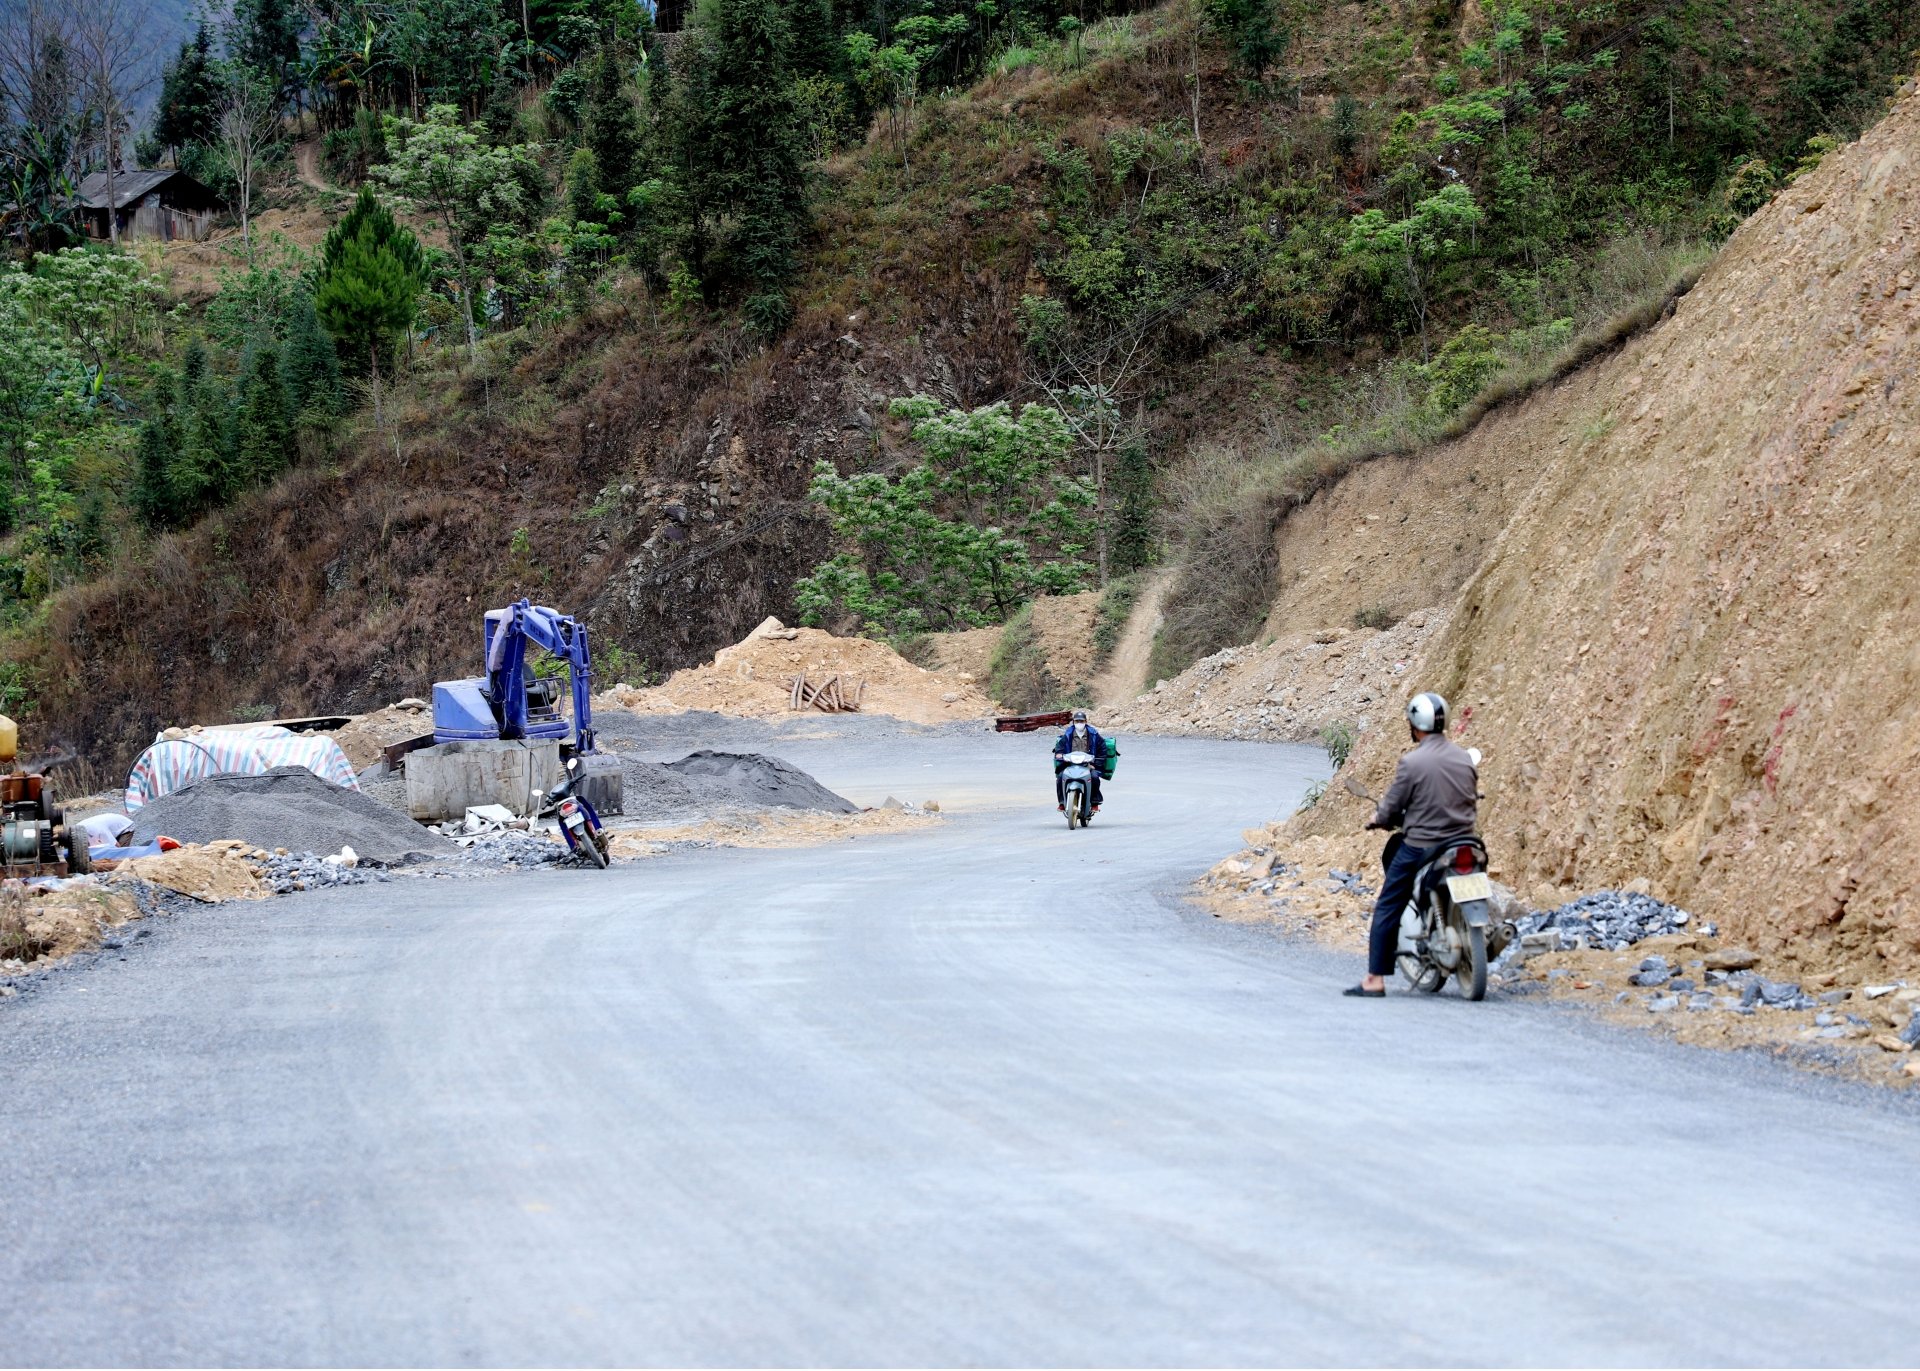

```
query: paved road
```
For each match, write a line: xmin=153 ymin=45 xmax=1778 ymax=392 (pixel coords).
xmin=5 ymin=724 xmax=1918 ymax=1366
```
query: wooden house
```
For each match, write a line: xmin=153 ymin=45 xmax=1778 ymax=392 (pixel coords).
xmin=75 ymin=169 xmax=224 ymax=243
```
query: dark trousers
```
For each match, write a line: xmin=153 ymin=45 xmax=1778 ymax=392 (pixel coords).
xmin=1055 ymin=770 xmax=1104 ymax=807
xmin=1369 ymin=838 xmax=1438 ymax=977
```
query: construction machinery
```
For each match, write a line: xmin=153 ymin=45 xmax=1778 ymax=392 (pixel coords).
xmin=433 ymin=600 xmax=599 ymax=752
xmin=0 ymin=714 xmax=90 ymax=877
xmin=423 ymin=602 xmax=623 ymax=821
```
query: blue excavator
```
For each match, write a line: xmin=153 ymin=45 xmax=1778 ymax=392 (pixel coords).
xmin=433 ymin=600 xmax=598 ymax=752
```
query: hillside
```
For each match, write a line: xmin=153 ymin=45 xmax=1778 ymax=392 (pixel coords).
xmin=1291 ymin=83 xmax=1920 ymax=979
xmin=4 ymin=0 xmax=1913 ymax=779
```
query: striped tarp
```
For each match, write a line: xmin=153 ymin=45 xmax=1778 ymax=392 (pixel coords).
xmin=124 ymin=728 xmax=361 ymax=813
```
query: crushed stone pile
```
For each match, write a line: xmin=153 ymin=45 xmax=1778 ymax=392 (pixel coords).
xmin=1104 ymin=611 xmax=1448 ymax=743
xmin=600 ymin=618 xmax=993 ymax=725
xmin=616 ymin=757 xmax=706 ymax=820
xmin=662 ymin=750 xmax=858 ymax=813
xmin=257 ymin=853 xmax=390 ymax=895
xmin=131 ymin=766 xmax=455 ymax=864
xmin=459 ymin=832 xmax=573 ymax=868
xmin=1508 ymin=891 xmax=1717 ymax=954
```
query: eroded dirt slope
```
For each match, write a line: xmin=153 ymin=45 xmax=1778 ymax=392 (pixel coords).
xmin=1299 ymin=90 xmax=1920 ymax=979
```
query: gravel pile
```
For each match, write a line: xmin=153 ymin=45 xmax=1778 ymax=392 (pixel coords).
xmin=132 ymin=767 xmax=456 ymax=864
xmin=257 ymin=853 xmax=390 ymax=895
xmin=460 ymin=831 xmax=574 ymax=868
xmin=662 ymin=751 xmax=858 ymax=813
xmin=617 ymin=758 xmax=706 ymax=820
xmin=1509 ymin=890 xmax=1718 ymax=953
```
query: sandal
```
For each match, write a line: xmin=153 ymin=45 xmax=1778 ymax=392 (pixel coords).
xmin=1342 ymin=984 xmax=1386 ymax=998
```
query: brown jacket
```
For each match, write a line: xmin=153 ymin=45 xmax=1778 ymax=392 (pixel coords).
xmin=1373 ymin=733 xmax=1479 ymax=845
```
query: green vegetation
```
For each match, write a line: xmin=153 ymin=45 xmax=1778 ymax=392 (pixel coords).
xmin=1320 ymin=720 xmax=1357 ymax=771
xmin=1092 ymin=573 xmax=1143 ymax=666
xmin=796 ymin=395 xmax=1095 ymax=637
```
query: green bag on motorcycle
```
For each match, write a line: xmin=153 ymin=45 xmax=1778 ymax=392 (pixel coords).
xmin=1098 ymin=735 xmax=1120 ymax=779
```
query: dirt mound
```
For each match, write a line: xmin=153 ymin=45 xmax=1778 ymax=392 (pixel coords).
xmin=1293 ymin=89 xmax=1920 ymax=980
xmin=924 ymin=627 xmax=1000 ymax=688
xmin=601 ymin=619 xmax=993 ymax=725
xmin=662 ymin=751 xmax=859 ymax=813
xmin=326 ymin=700 xmax=434 ymax=770
xmin=1104 ymin=610 xmax=1448 ymax=742
xmin=130 ymin=766 xmax=455 ymax=864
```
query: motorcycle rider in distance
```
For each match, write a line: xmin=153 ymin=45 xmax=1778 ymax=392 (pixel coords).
xmin=1345 ymin=691 xmax=1479 ymax=998
xmin=1053 ymin=709 xmax=1106 ymax=813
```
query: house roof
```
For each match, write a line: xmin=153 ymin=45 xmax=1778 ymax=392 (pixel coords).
xmin=74 ymin=169 xmax=221 ymax=211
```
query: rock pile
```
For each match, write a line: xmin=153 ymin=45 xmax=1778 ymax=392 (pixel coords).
xmin=1509 ymin=890 xmax=1717 ymax=954
xmin=256 ymin=853 xmax=388 ymax=895
xmin=1102 ymin=612 xmax=1448 ymax=743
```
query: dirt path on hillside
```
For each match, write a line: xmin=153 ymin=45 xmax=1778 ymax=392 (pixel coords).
xmin=293 ymin=140 xmax=328 ymax=193
xmin=1095 ymin=570 xmax=1169 ymax=710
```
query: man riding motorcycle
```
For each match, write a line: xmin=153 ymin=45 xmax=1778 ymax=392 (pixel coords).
xmin=1053 ymin=709 xmax=1106 ymax=814
xmin=1345 ymin=691 xmax=1479 ymax=998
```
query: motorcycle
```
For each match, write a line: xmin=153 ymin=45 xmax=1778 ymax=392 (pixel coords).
xmin=1346 ymin=758 xmax=1513 ymax=1000
xmin=539 ymin=756 xmax=610 ymax=868
xmin=1057 ymin=749 xmax=1097 ymax=830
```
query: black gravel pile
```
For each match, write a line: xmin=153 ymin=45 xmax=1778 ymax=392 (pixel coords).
xmin=133 ymin=767 xmax=455 ymax=865
xmin=662 ymin=750 xmax=858 ymax=813
xmin=1510 ymin=890 xmax=1717 ymax=953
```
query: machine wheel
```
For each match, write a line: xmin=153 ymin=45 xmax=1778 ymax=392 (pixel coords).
xmin=1462 ymin=926 xmax=1488 ymax=1001
xmin=1398 ymin=954 xmax=1445 ymax=994
xmin=582 ymin=828 xmax=610 ymax=869
xmin=63 ymin=832 xmax=90 ymax=875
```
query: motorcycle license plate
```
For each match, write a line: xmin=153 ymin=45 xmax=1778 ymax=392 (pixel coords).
xmin=1446 ymin=872 xmax=1492 ymax=903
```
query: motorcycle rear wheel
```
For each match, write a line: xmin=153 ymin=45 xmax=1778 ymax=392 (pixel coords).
xmin=1461 ymin=925 xmax=1488 ymax=1000
xmin=580 ymin=827 xmax=610 ymax=869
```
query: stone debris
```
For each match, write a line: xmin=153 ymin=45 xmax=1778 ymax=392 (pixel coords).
xmin=1102 ymin=611 xmax=1449 ymax=744
xmin=1503 ymin=890 xmax=1713 ymax=956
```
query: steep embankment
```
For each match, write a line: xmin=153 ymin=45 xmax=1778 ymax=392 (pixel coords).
xmin=1297 ymin=89 xmax=1920 ymax=979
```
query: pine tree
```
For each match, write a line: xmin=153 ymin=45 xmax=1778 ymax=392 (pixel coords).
xmin=76 ymin=489 xmax=108 ymax=567
xmin=318 ymin=186 xmax=428 ymax=296
xmin=780 ymin=0 xmax=839 ymax=80
xmin=133 ymin=415 xmax=177 ymax=529
xmin=281 ymin=292 xmax=342 ymax=426
xmin=170 ymin=375 xmax=225 ymax=520
xmin=677 ymin=0 xmax=808 ymax=333
xmin=235 ymin=345 xmax=293 ymax=487
xmin=154 ymin=26 xmax=221 ymax=160
xmin=314 ymin=188 xmax=426 ymax=388
xmin=585 ymin=44 xmax=645 ymax=204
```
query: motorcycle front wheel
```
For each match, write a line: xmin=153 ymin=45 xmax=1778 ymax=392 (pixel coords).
xmin=1398 ymin=954 xmax=1446 ymax=994
xmin=1461 ymin=925 xmax=1488 ymax=1000
xmin=1066 ymin=794 xmax=1081 ymax=830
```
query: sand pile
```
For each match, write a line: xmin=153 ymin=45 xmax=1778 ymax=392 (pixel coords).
xmin=109 ymin=842 xmax=273 ymax=901
xmin=1 ymin=882 xmax=141 ymax=966
xmin=326 ymin=699 xmax=434 ymax=770
xmin=1104 ymin=611 xmax=1448 ymax=742
xmin=600 ymin=618 xmax=993 ymax=724
xmin=131 ymin=767 xmax=455 ymax=863
xmin=1283 ymin=88 xmax=1920 ymax=980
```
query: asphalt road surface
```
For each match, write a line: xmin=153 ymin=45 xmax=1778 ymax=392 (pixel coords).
xmin=5 ymin=722 xmax=1918 ymax=1366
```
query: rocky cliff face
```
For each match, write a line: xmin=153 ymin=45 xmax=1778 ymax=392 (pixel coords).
xmin=1300 ymin=89 xmax=1920 ymax=978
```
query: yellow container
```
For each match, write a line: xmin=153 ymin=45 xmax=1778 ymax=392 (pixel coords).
xmin=0 ymin=713 xmax=15 ymax=766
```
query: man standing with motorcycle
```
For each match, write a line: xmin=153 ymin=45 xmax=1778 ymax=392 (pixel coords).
xmin=1053 ymin=709 xmax=1106 ymax=814
xmin=1345 ymin=691 xmax=1479 ymax=998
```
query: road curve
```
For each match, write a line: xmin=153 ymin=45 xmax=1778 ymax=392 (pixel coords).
xmin=4 ymin=724 xmax=1917 ymax=1366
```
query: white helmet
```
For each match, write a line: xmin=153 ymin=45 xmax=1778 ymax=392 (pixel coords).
xmin=1406 ymin=691 xmax=1448 ymax=733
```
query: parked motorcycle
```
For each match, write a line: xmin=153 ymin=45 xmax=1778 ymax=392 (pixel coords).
xmin=540 ymin=756 xmax=610 ymax=868
xmin=1383 ymin=831 xmax=1507 ymax=999
xmin=1345 ymin=757 xmax=1512 ymax=1000
xmin=1057 ymin=749 xmax=1097 ymax=830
